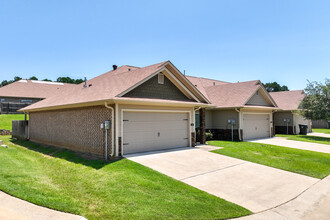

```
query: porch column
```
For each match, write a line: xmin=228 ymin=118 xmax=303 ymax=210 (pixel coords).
xmin=199 ymin=108 xmax=206 ymax=144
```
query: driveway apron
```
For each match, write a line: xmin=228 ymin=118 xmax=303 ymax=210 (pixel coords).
xmin=251 ymin=137 xmax=330 ymax=154
xmin=126 ymin=147 xmax=318 ymax=213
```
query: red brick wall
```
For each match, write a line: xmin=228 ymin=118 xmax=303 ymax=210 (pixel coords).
xmin=29 ymin=106 xmax=113 ymax=157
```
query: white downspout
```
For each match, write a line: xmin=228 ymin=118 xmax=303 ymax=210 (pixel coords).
xmin=235 ymin=108 xmax=241 ymax=141
xmin=104 ymin=102 xmax=115 ymax=158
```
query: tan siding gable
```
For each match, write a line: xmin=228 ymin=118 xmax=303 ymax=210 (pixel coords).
xmin=246 ymin=88 xmax=272 ymax=106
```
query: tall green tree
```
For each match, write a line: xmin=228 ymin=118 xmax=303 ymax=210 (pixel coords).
xmin=29 ymin=76 xmax=38 ymax=80
xmin=14 ymin=76 xmax=22 ymax=81
xmin=300 ymin=79 xmax=330 ymax=120
xmin=263 ymin=82 xmax=289 ymax=92
xmin=56 ymin=77 xmax=83 ymax=84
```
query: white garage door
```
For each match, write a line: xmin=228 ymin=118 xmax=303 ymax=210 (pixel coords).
xmin=243 ymin=114 xmax=270 ymax=140
xmin=123 ymin=112 xmax=190 ymax=154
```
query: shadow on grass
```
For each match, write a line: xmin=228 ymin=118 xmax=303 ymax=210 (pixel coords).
xmin=10 ymin=138 xmax=121 ymax=169
xmin=295 ymin=135 xmax=330 ymax=143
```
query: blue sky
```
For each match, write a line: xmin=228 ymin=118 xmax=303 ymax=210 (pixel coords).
xmin=0 ymin=0 xmax=329 ymax=90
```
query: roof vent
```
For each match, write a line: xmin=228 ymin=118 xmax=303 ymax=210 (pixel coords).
xmin=113 ymin=65 xmax=117 ymax=70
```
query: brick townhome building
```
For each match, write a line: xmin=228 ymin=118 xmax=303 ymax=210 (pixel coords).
xmin=20 ymin=61 xmax=211 ymax=159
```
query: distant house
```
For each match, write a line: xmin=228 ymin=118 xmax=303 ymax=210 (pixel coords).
xmin=19 ymin=61 xmax=210 ymax=158
xmin=0 ymin=80 xmax=76 ymax=113
xmin=187 ymin=76 xmax=278 ymax=141
xmin=270 ymin=90 xmax=312 ymax=134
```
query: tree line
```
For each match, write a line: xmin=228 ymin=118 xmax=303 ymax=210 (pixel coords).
xmin=0 ymin=76 xmax=84 ymax=87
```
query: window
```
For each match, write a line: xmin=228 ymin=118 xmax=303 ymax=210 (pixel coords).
xmin=21 ymin=100 xmax=33 ymax=103
xmin=0 ymin=98 xmax=5 ymax=102
xmin=158 ymin=73 xmax=164 ymax=84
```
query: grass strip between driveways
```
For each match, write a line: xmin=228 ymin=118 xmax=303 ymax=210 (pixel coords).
xmin=312 ymin=129 xmax=330 ymax=134
xmin=0 ymin=136 xmax=251 ymax=220
xmin=0 ymin=114 xmax=27 ymax=131
xmin=276 ymin=134 xmax=330 ymax=145
xmin=208 ymin=141 xmax=330 ymax=179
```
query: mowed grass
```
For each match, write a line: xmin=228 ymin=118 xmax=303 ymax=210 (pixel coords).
xmin=276 ymin=134 xmax=330 ymax=145
xmin=0 ymin=136 xmax=251 ymax=220
xmin=208 ymin=141 xmax=330 ymax=179
xmin=313 ymin=128 xmax=330 ymax=134
xmin=0 ymin=114 xmax=27 ymax=131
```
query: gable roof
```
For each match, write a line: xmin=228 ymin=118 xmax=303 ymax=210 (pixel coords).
xmin=186 ymin=76 xmax=277 ymax=109
xmin=0 ymin=80 xmax=76 ymax=99
xmin=270 ymin=90 xmax=305 ymax=111
xmin=205 ymin=80 xmax=265 ymax=108
xmin=21 ymin=61 xmax=210 ymax=112
xmin=185 ymin=76 xmax=229 ymax=99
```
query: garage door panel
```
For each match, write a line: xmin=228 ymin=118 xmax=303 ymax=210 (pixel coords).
xmin=243 ymin=114 xmax=270 ymax=140
xmin=123 ymin=112 xmax=190 ymax=154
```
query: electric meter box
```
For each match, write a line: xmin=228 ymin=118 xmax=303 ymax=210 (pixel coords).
xmin=104 ymin=120 xmax=111 ymax=130
xmin=228 ymin=119 xmax=236 ymax=125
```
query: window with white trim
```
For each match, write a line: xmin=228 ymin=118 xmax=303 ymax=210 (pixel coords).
xmin=158 ymin=73 xmax=164 ymax=84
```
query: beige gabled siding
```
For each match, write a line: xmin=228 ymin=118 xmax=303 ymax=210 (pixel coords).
xmin=246 ymin=89 xmax=272 ymax=106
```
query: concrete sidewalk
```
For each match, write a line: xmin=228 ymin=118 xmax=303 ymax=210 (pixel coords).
xmin=127 ymin=147 xmax=318 ymax=213
xmin=251 ymin=137 xmax=330 ymax=154
xmin=0 ymin=191 xmax=84 ymax=220
xmin=237 ymin=175 xmax=330 ymax=220
xmin=308 ymin=132 xmax=330 ymax=138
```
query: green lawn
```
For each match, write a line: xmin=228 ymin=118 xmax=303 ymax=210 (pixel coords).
xmin=208 ymin=141 xmax=330 ymax=179
xmin=0 ymin=114 xmax=27 ymax=131
xmin=0 ymin=136 xmax=251 ymax=220
xmin=276 ymin=134 xmax=330 ymax=145
xmin=313 ymin=128 xmax=330 ymax=134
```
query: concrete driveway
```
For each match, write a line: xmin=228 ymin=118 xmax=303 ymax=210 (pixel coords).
xmin=251 ymin=137 xmax=330 ymax=154
xmin=308 ymin=132 xmax=330 ymax=138
xmin=126 ymin=147 xmax=318 ymax=213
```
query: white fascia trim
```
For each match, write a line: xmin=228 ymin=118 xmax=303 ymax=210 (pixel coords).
xmin=121 ymin=109 xmax=192 ymax=156
xmin=164 ymin=68 xmax=200 ymax=102
xmin=167 ymin=62 xmax=211 ymax=104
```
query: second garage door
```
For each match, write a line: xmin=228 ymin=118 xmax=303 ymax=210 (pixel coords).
xmin=123 ymin=112 xmax=190 ymax=154
xmin=243 ymin=114 xmax=270 ymax=140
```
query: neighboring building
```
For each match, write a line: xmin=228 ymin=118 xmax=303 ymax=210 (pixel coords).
xmin=0 ymin=80 xmax=76 ymax=113
xmin=20 ymin=61 xmax=210 ymax=158
xmin=270 ymin=90 xmax=312 ymax=134
xmin=187 ymin=76 xmax=278 ymax=141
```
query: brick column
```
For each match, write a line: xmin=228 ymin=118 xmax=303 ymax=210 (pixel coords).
xmin=199 ymin=108 xmax=206 ymax=144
